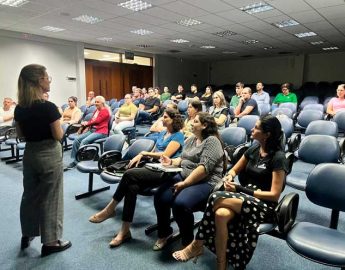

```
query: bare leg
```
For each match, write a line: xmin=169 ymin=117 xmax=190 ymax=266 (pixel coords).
xmin=89 ymin=199 xmax=118 ymax=223
xmin=172 ymin=239 xmax=204 ymax=262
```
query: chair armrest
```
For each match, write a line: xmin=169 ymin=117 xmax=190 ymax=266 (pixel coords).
xmin=285 ymin=152 xmax=295 ymax=175
xmin=232 ymin=144 xmax=249 ymax=164
xmin=76 ymin=144 xmax=99 ymax=162
xmin=65 ymin=124 xmax=81 ymax=136
xmin=275 ymin=192 xmax=299 ymax=234
xmin=287 ymin=133 xmax=301 ymax=153
xmin=4 ymin=127 xmax=16 ymax=140
xmin=98 ymin=150 xmax=122 ymax=170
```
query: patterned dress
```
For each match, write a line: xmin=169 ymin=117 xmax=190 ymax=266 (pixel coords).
xmin=196 ymin=145 xmax=288 ymax=270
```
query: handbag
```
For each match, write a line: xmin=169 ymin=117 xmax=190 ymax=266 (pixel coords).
xmin=105 ymin=160 xmax=147 ymax=175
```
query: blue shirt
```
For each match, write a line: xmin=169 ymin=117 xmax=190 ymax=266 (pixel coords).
xmin=155 ymin=130 xmax=184 ymax=158
xmin=252 ymin=91 xmax=270 ymax=105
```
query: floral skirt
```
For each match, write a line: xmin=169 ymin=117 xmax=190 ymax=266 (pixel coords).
xmin=196 ymin=185 xmax=277 ymax=270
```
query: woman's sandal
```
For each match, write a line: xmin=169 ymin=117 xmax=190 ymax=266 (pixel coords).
xmin=172 ymin=241 xmax=204 ymax=263
xmin=89 ymin=209 xmax=115 ymax=223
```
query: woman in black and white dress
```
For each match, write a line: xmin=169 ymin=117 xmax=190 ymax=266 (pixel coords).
xmin=173 ymin=115 xmax=288 ymax=270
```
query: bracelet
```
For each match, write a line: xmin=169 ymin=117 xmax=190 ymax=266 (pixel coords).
xmin=236 ymin=185 xmax=254 ymax=196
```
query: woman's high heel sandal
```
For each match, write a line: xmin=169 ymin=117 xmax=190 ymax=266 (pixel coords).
xmin=172 ymin=241 xmax=204 ymax=263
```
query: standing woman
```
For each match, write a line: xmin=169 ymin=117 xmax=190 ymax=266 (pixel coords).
xmin=173 ymin=115 xmax=287 ymax=270
xmin=208 ymin=90 xmax=229 ymax=130
xmin=15 ymin=64 xmax=71 ymax=256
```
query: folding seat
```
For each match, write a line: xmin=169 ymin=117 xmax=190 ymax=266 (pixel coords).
xmin=258 ymin=103 xmax=271 ymax=116
xmin=237 ymin=115 xmax=260 ymax=141
xmin=334 ymin=110 xmax=345 ymax=135
xmin=279 ymin=102 xmax=297 ymax=114
xmin=286 ymin=135 xmax=340 ymax=191
xmin=302 ymin=103 xmax=324 ymax=113
xmin=220 ymin=127 xmax=247 ymax=167
xmin=295 ymin=109 xmax=323 ymax=132
xmin=74 ymin=134 xmax=126 ymax=200
xmin=271 ymin=107 xmax=294 ymax=119
xmin=61 ymin=103 xmax=68 ymax=111
xmin=299 ymin=96 xmax=319 ymax=110
xmin=177 ymin=100 xmax=188 ymax=116
xmin=286 ymin=163 xmax=345 ymax=269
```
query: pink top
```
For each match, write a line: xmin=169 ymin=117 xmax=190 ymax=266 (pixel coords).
xmin=329 ymin=98 xmax=345 ymax=113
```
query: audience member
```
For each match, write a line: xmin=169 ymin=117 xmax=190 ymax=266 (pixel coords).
xmin=230 ymin=82 xmax=244 ymax=108
xmin=68 ymin=95 xmax=110 ymax=168
xmin=150 ymin=103 xmax=177 ymax=133
xmin=132 ymin=88 xmax=142 ymax=105
xmin=172 ymin=115 xmax=287 ymax=270
xmin=153 ymin=112 xmax=224 ymax=249
xmin=15 ymin=64 xmax=71 ymax=256
xmin=160 ymin=86 xmax=171 ymax=103
xmin=183 ymin=100 xmax=202 ymax=138
xmin=252 ymin=82 xmax=270 ymax=105
xmin=86 ymin=91 xmax=95 ymax=107
xmin=154 ymin=87 xmax=161 ymax=100
xmin=272 ymin=83 xmax=297 ymax=106
xmin=88 ymin=109 xmax=185 ymax=248
xmin=136 ymin=88 xmax=160 ymax=124
xmin=0 ymin=97 xmax=15 ymax=134
xmin=234 ymin=87 xmax=260 ymax=117
xmin=141 ymin=88 xmax=148 ymax=100
xmin=60 ymin=96 xmax=82 ymax=125
xmin=171 ymin=84 xmax=186 ymax=102
xmin=200 ymin=86 xmax=213 ymax=109
xmin=186 ymin=84 xmax=201 ymax=100
xmin=326 ymin=84 xmax=345 ymax=117
xmin=208 ymin=91 xmax=229 ymax=130
xmin=112 ymin=94 xmax=138 ymax=135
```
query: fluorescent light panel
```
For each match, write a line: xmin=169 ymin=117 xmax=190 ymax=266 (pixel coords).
xmin=263 ymin=46 xmax=275 ymax=50
xmin=170 ymin=39 xmax=189 ymax=43
xmin=322 ymin=46 xmax=339 ymax=51
xmin=310 ymin=41 xmax=324 ymax=45
xmin=41 ymin=26 xmax=65 ymax=32
xmin=118 ymin=0 xmax=152 ymax=11
xmin=240 ymin=2 xmax=273 ymax=14
xmin=222 ymin=51 xmax=237 ymax=54
xmin=177 ymin=18 xmax=202 ymax=27
xmin=130 ymin=29 xmax=153 ymax=35
xmin=244 ymin=39 xmax=259 ymax=44
xmin=97 ymin=37 xmax=112 ymax=42
xmin=214 ymin=30 xmax=237 ymax=37
xmin=0 ymin=0 xmax=28 ymax=7
xmin=136 ymin=44 xmax=153 ymax=48
xmin=295 ymin=32 xmax=317 ymax=38
xmin=201 ymin=45 xmax=215 ymax=49
xmin=275 ymin=19 xmax=299 ymax=28
xmin=72 ymin=15 xmax=103 ymax=24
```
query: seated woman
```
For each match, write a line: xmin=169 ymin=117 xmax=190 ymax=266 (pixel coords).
xmin=88 ymin=108 xmax=185 ymax=248
xmin=208 ymin=90 xmax=229 ymax=130
xmin=60 ymin=96 xmax=82 ymax=127
xmin=173 ymin=115 xmax=288 ymax=270
xmin=153 ymin=112 xmax=225 ymax=250
xmin=149 ymin=102 xmax=177 ymax=133
xmin=160 ymin=86 xmax=171 ymax=103
xmin=183 ymin=99 xmax=202 ymax=138
xmin=326 ymin=83 xmax=345 ymax=117
xmin=68 ymin=96 xmax=110 ymax=168
xmin=200 ymin=85 xmax=213 ymax=110
xmin=112 ymin=93 xmax=138 ymax=135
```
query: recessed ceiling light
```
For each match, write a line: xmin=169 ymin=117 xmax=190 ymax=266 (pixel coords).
xmin=40 ymin=26 xmax=65 ymax=32
xmin=213 ymin=30 xmax=237 ymax=37
xmin=136 ymin=44 xmax=153 ymax=48
xmin=222 ymin=51 xmax=237 ymax=54
xmin=72 ymin=15 xmax=103 ymax=24
xmin=295 ymin=32 xmax=317 ymax=38
xmin=310 ymin=41 xmax=324 ymax=45
xmin=240 ymin=2 xmax=273 ymax=14
xmin=243 ymin=39 xmax=259 ymax=44
xmin=0 ymin=0 xmax=28 ymax=7
xmin=97 ymin=37 xmax=113 ymax=42
xmin=263 ymin=46 xmax=275 ymax=50
xmin=177 ymin=18 xmax=202 ymax=27
xmin=274 ymin=19 xmax=299 ymax=28
xmin=170 ymin=39 xmax=190 ymax=43
xmin=201 ymin=45 xmax=215 ymax=49
xmin=118 ymin=0 xmax=152 ymax=12
xmin=130 ymin=29 xmax=153 ymax=35
xmin=322 ymin=46 xmax=339 ymax=51
xmin=84 ymin=51 xmax=90 ymax=55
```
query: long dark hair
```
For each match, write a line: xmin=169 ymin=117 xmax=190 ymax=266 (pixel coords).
xmin=165 ymin=108 xmax=184 ymax=132
xmin=260 ymin=115 xmax=284 ymax=153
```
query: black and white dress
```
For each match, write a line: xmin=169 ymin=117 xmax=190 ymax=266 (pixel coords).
xmin=196 ymin=144 xmax=288 ymax=270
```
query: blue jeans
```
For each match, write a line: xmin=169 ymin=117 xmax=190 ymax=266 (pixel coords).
xmin=70 ymin=131 xmax=106 ymax=160
xmin=154 ymin=174 xmax=213 ymax=246
xmin=136 ymin=111 xmax=152 ymax=124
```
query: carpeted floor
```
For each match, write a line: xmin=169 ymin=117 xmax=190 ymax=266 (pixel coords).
xmin=0 ymin=144 xmax=342 ymax=270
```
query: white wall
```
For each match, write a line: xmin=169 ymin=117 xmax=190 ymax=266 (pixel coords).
xmin=155 ymin=55 xmax=210 ymax=91
xmin=0 ymin=30 xmax=84 ymax=107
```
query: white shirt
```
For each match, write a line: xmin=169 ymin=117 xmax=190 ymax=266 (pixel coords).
xmin=0 ymin=106 xmax=14 ymax=127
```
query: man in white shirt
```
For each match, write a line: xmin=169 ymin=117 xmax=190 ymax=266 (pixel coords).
xmin=0 ymin=97 xmax=15 ymax=134
xmin=252 ymin=82 xmax=270 ymax=105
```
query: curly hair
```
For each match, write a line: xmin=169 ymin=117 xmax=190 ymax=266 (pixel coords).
xmin=260 ymin=115 xmax=284 ymax=153
xmin=197 ymin=112 xmax=221 ymax=141
xmin=165 ymin=108 xmax=184 ymax=132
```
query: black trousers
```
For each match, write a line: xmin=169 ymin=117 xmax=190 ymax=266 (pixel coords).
xmin=113 ymin=167 xmax=168 ymax=222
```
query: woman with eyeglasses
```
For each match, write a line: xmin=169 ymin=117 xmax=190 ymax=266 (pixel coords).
xmin=60 ymin=96 xmax=82 ymax=125
xmin=326 ymin=84 xmax=345 ymax=117
xmin=14 ymin=64 xmax=71 ymax=256
xmin=208 ymin=90 xmax=229 ymax=130
xmin=112 ymin=93 xmax=138 ymax=135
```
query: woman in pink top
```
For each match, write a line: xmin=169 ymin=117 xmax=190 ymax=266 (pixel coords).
xmin=327 ymin=84 xmax=345 ymax=117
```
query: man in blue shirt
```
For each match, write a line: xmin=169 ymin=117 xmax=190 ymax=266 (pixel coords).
xmin=252 ymin=82 xmax=270 ymax=105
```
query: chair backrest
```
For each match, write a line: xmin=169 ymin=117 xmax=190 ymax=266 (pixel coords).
xmin=296 ymin=109 xmax=323 ymax=129
xmin=177 ymin=100 xmax=189 ymax=114
xmin=298 ymin=135 xmax=340 ymax=164
xmin=277 ymin=116 xmax=294 ymax=139
xmin=79 ymin=105 xmax=87 ymax=113
xmin=299 ymin=96 xmax=319 ymax=109
xmin=303 ymin=103 xmax=324 ymax=112
xmin=279 ymin=102 xmax=297 ymax=113
xmin=306 ymin=163 xmax=345 ymax=211
xmin=162 ymin=99 xmax=173 ymax=108
xmin=85 ymin=105 xmax=96 ymax=115
xmin=333 ymin=110 xmax=345 ymax=132
xmin=258 ymin=103 xmax=271 ymax=116
xmin=83 ymin=112 xmax=94 ymax=122
xmin=103 ymin=134 xmax=126 ymax=153
xmin=122 ymin=139 xmax=155 ymax=160
xmin=305 ymin=120 xmax=338 ymax=137
xmin=111 ymin=101 xmax=119 ymax=111
xmin=271 ymin=107 xmax=294 ymax=119
xmin=237 ymin=115 xmax=260 ymax=136
xmin=220 ymin=127 xmax=247 ymax=147
xmin=61 ymin=103 xmax=68 ymax=111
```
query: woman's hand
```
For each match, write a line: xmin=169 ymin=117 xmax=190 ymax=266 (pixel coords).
xmin=173 ymin=181 xmax=186 ymax=194
xmin=160 ymin=155 xmax=172 ymax=166
xmin=224 ymin=181 xmax=237 ymax=192
xmin=81 ymin=121 xmax=88 ymax=126
xmin=128 ymin=154 xmax=143 ymax=168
